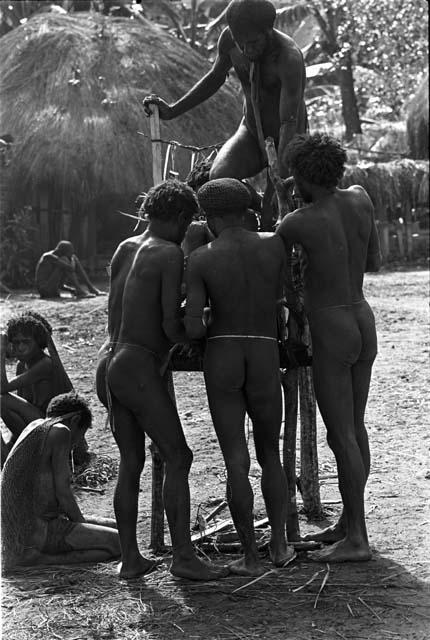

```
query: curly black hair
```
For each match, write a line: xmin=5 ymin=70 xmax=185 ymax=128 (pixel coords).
xmin=6 ymin=313 xmax=51 ymax=349
xmin=227 ymin=0 xmax=276 ymax=35
xmin=143 ymin=179 xmax=198 ymax=222
xmin=286 ymin=133 xmax=347 ymax=189
xmin=47 ymin=391 xmax=92 ymax=431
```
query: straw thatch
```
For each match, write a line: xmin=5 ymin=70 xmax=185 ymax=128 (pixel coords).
xmin=0 ymin=12 xmax=242 ymax=209
xmin=406 ymin=71 xmax=429 ymax=160
xmin=341 ymin=159 xmax=429 ymax=221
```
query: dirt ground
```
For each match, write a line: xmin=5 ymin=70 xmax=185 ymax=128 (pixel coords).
xmin=1 ymin=268 xmax=429 ymax=640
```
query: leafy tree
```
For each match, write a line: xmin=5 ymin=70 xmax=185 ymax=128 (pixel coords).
xmin=280 ymin=0 xmax=428 ymax=139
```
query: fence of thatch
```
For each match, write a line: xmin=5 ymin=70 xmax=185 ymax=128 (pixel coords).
xmin=341 ymin=159 xmax=429 ymax=260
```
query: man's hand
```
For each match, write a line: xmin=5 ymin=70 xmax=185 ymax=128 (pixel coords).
xmin=143 ymin=95 xmax=173 ymax=120
xmin=0 ymin=332 xmax=8 ymax=354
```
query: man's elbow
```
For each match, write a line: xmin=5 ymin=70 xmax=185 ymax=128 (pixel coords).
xmin=184 ymin=316 xmax=206 ymax=341
xmin=162 ymin=319 xmax=186 ymax=344
xmin=366 ymin=252 xmax=382 ymax=272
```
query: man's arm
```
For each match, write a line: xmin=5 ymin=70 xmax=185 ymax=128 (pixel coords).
xmin=143 ymin=28 xmax=233 ymax=120
xmin=365 ymin=198 xmax=382 ymax=272
xmin=50 ymin=426 xmax=85 ymax=522
xmin=184 ymin=252 xmax=208 ymax=340
xmin=161 ymin=246 xmax=189 ymax=344
xmin=278 ymin=46 xmax=306 ymax=177
xmin=73 ymin=255 xmax=105 ymax=295
xmin=0 ymin=342 xmax=51 ymax=394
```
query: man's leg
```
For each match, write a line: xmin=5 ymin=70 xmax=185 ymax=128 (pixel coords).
xmin=309 ymin=352 xmax=371 ymax=562
xmin=108 ymin=349 xmax=228 ymax=580
xmin=205 ymin=340 xmax=265 ymax=576
xmin=244 ymin=342 xmax=293 ymax=567
xmin=210 ymin=122 xmax=265 ymax=181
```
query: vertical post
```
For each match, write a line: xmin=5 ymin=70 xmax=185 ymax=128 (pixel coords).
xmin=149 ymin=104 xmax=163 ymax=186
xmin=299 ymin=366 xmax=323 ymax=519
xmin=148 ymin=103 xmax=167 ymax=551
xmin=281 ymin=368 xmax=300 ymax=541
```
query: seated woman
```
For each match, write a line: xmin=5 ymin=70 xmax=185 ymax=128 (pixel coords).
xmin=1 ymin=312 xmax=87 ymax=466
xmin=1 ymin=392 xmax=120 ymax=572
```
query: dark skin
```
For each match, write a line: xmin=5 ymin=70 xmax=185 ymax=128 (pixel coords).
xmin=35 ymin=242 xmax=106 ymax=299
xmin=143 ymin=21 xmax=306 ymax=228
xmin=277 ymin=178 xmax=382 ymax=563
xmin=96 ymin=213 xmax=228 ymax=580
xmin=9 ymin=416 xmax=120 ymax=567
xmin=1 ymin=332 xmax=54 ymax=450
xmin=185 ymin=209 xmax=295 ymax=576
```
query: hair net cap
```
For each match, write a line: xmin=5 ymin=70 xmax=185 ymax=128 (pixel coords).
xmin=197 ymin=178 xmax=252 ymax=215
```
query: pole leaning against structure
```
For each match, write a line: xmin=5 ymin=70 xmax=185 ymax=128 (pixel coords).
xmin=147 ymin=104 xmax=169 ymax=551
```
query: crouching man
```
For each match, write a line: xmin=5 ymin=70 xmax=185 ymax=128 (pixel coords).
xmin=1 ymin=392 xmax=120 ymax=572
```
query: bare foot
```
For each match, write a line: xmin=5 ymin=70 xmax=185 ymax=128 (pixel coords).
xmin=228 ymin=555 xmax=266 ymax=577
xmin=118 ymin=554 xmax=160 ymax=579
xmin=303 ymin=522 xmax=345 ymax=544
xmin=269 ymin=542 xmax=296 ymax=568
xmin=309 ymin=538 xmax=371 ymax=563
xmin=170 ymin=556 xmax=229 ymax=581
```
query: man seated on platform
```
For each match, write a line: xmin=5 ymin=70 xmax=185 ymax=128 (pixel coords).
xmin=143 ymin=0 xmax=307 ymax=230
xmin=35 ymin=240 xmax=105 ymax=299
xmin=276 ymin=133 xmax=381 ymax=562
xmin=0 ymin=312 xmax=79 ymax=465
xmin=96 ymin=179 xmax=228 ymax=580
xmin=185 ymin=177 xmax=294 ymax=577
xmin=1 ymin=391 xmax=120 ymax=572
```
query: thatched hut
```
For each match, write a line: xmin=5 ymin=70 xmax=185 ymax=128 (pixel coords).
xmin=406 ymin=71 xmax=429 ymax=160
xmin=0 ymin=12 xmax=242 ymax=271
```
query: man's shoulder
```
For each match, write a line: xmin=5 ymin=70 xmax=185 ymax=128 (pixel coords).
xmin=341 ymin=185 xmax=373 ymax=208
xmin=274 ymin=30 xmax=303 ymax=62
xmin=47 ymin=423 xmax=71 ymax=446
xmin=218 ymin=27 xmax=235 ymax=56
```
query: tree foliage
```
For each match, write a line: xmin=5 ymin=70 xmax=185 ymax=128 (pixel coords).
xmin=307 ymin=0 xmax=428 ymax=118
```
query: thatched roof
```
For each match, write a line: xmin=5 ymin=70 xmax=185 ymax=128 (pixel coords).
xmin=406 ymin=71 xmax=429 ymax=160
xmin=0 ymin=13 xmax=242 ymax=208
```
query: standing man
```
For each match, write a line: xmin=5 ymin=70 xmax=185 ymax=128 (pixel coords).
xmin=143 ymin=0 xmax=307 ymax=230
xmin=185 ymin=178 xmax=294 ymax=577
xmin=96 ymin=179 xmax=228 ymax=581
xmin=276 ymin=133 xmax=382 ymax=562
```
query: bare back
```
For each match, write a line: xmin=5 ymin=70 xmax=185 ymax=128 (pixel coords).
xmin=277 ymin=186 xmax=380 ymax=312
xmin=187 ymin=229 xmax=285 ymax=337
xmin=109 ymin=232 xmax=184 ymax=357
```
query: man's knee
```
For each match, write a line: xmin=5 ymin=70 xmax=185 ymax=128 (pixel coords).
xmin=165 ymin=444 xmax=193 ymax=473
xmin=326 ymin=429 xmax=356 ymax=455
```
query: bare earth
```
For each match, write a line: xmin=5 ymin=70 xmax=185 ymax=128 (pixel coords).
xmin=1 ymin=268 xmax=429 ymax=640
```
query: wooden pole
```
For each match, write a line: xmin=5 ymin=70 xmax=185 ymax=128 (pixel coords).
xmin=148 ymin=103 xmax=167 ymax=551
xmin=299 ymin=366 xmax=323 ymax=519
xmin=281 ymin=368 xmax=300 ymax=541
xmin=265 ymin=136 xmax=322 ymax=521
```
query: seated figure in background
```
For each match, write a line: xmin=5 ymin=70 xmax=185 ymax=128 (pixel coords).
xmin=35 ymin=240 xmax=105 ymax=299
xmin=1 ymin=392 xmax=120 ymax=572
